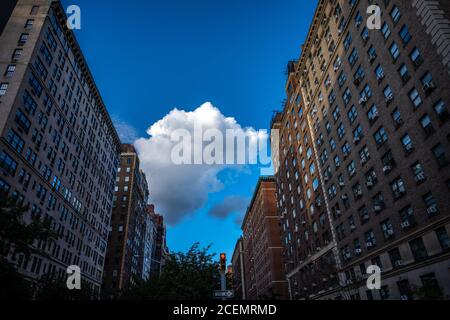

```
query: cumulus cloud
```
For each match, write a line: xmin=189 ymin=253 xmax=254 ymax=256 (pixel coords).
xmin=112 ymin=117 xmax=139 ymax=143
xmin=134 ymin=102 xmax=267 ymax=225
xmin=208 ymin=195 xmax=249 ymax=220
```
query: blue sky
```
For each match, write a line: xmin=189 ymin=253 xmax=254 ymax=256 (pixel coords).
xmin=62 ymin=0 xmax=318 ymax=261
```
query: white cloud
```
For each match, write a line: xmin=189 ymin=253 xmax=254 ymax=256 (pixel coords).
xmin=134 ymin=102 xmax=266 ymax=225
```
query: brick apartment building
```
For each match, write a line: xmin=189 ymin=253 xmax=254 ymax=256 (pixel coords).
xmin=147 ymin=204 xmax=169 ymax=276
xmin=102 ymin=144 xmax=154 ymax=293
xmin=272 ymin=0 xmax=450 ymax=300
xmin=231 ymin=236 xmax=246 ymax=299
xmin=241 ymin=177 xmax=288 ymax=300
xmin=0 ymin=0 xmax=121 ymax=295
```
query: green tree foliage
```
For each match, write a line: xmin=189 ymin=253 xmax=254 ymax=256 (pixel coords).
xmin=120 ymin=243 xmax=221 ymax=300
xmin=0 ymin=192 xmax=56 ymax=300
xmin=35 ymin=274 xmax=93 ymax=300
xmin=0 ymin=192 xmax=55 ymax=258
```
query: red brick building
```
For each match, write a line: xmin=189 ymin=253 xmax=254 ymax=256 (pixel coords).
xmin=241 ymin=177 xmax=288 ymax=300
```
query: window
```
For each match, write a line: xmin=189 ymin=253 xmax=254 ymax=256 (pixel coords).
xmin=399 ymin=206 xmax=415 ymax=229
xmin=338 ymin=71 xmax=347 ymax=87
xmin=39 ymin=43 xmax=53 ymax=65
xmin=337 ymin=123 xmax=345 ymax=140
xmin=389 ymin=42 xmax=400 ymax=60
xmin=30 ymin=5 xmax=40 ymax=15
xmin=389 ymin=248 xmax=402 ymax=269
xmin=375 ymin=64 xmax=385 ymax=81
xmin=342 ymin=142 xmax=352 ymax=158
xmin=12 ymin=49 xmax=23 ymax=61
xmin=0 ymin=151 xmax=18 ymax=175
xmin=398 ymin=64 xmax=410 ymax=82
xmin=435 ymin=227 xmax=450 ymax=251
xmin=360 ymin=84 xmax=372 ymax=102
xmin=391 ymin=177 xmax=406 ymax=199
xmin=420 ymin=273 xmax=442 ymax=298
xmin=0 ymin=83 xmax=8 ymax=96
xmin=373 ymin=192 xmax=385 ymax=212
xmin=29 ymin=73 xmax=43 ymax=97
xmin=399 ymin=25 xmax=412 ymax=45
xmin=367 ymin=104 xmax=379 ymax=124
xmin=367 ymin=46 xmax=377 ymax=63
xmin=409 ymin=238 xmax=428 ymax=262
xmin=45 ymin=28 xmax=57 ymax=51
xmin=354 ymin=65 xmax=365 ymax=84
xmin=352 ymin=182 xmax=362 ymax=199
xmin=359 ymin=145 xmax=370 ymax=164
xmin=18 ymin=33 xmax=29 ymax=45
xmin=421 ymin=72 xmax=436 ymax=96
xmin=423 ymin=193 xmax=439 ymax=216
xmin=5 ymin=65 xmax=16 ymax=77
xmin=332 ymin=106 xmax=341 ymax=121
xmin=22 ymin=90 xmax=37 ymax=115
xmin=34 ymin=58 xmax=48 ymax=80
xmin=401 ymin=134 xmax=414 ymax=154
xmin=390 ymin=6 xmax=401 ymax=23
xmin=432 ymin=144 xmax=448 ymax=167
xmin=391 ymin=108 xmax=403 ymax=128
xmin=344 ymin=32 xmax=353 ymax=51
xmin=433 ymin=100 xmax=449 ymax=121
xmin=397 ymin=280 xmax=413 ymax=300
xmin=347 ymin=161 xmax=356 ymax=177
xmin=365 ymin=230 xmax=376 ymax=248
xmin=411 ymin=162 xmax=426 ymax=183
xmin=355 ymin=11 xmax=363 ymax=28
xmin=25 ymin=19 xmax=34 ymax=29
xmin=410 ymin=47 xmax=423 ymax=67
xmin=361 ymin=27 xmax=369 ymax=43
xmin=353 ymin=125 xmax=363 ymax=143
xmin=347 ymin=106 xmax=358 ymax=124
xmin=342 ymin=88 xmax=352 ymax=105
xmin=409 ymin=88 xmax=422 ymax=108
xmin=420 ymin=114 xmax=434 ymax=136
xmin=329 ymin=138 xmax=337 ymax=151
xmin=382 ymin=150 xmax=396 ymax=172
xmin=383 ymin=86 xmax=394 ymax=103
xmin=374 ymin=127 xmax=388 ymax=146
xmin=381 ymin=220 xmax=395 ymax=240
xmin=6 ymin=129 xmax=25 ymax=154
xmin=334 ymin=155 xmax=341 ymax=168
xmin=381 ymin=22 xmax=391 ymax=40
xmin=15 ymin=110 xmax=31 ymax=133
xmin=348 ymin=48 xmax=359 ymax=67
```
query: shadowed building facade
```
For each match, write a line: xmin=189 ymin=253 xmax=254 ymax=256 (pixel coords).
xmin=0 ymin=0 xmax=121 ymax=295
xmin=241 ymin=177 xmax=288 ymax=300
xmin=272 ymin=0 xmax=450 ymax=300
xmin=102 ymin=144 xmax=152 ymax=293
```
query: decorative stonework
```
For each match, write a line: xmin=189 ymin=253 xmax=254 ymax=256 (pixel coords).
xmin=412 ymin=0 xmax=450 ymax=75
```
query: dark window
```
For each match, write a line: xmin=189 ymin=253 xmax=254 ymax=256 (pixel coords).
xmin=0 ymin=151 xmax=18 ymax=175
xmin=435 ymin=227 xmax=450 ymax=251
xmin=399 ymin=25 xmax=412 ymax=44
xmin=409 ymin=238 xmax=428 ymax=262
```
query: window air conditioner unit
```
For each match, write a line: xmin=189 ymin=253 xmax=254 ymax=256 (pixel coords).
xmin=427 ymin=205 xmax=438 ymax=214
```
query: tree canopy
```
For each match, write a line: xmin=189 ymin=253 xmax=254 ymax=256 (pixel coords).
xmin=120 ymin=243 xmax=221 ymax=300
